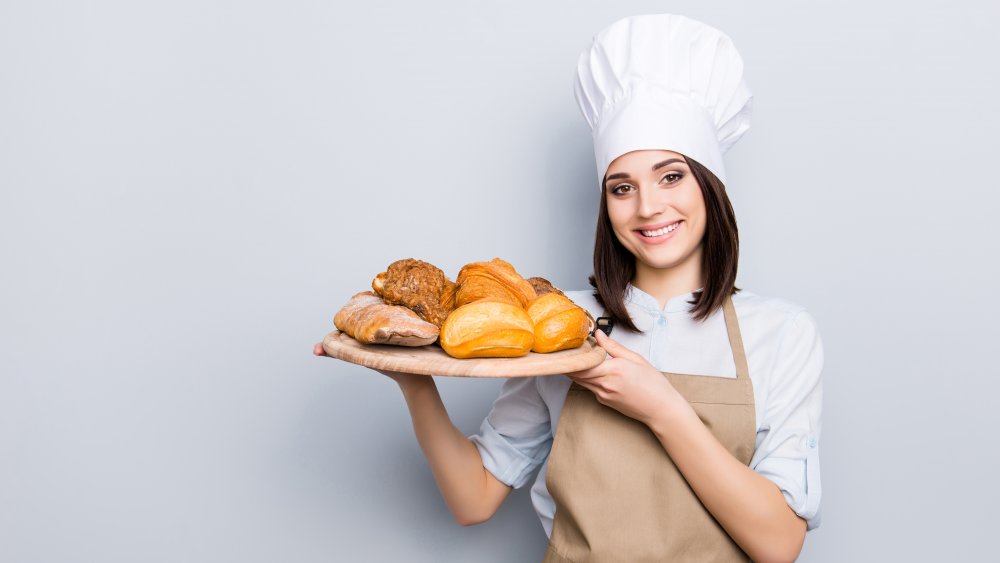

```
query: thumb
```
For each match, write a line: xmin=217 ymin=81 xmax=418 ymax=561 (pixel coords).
xmin=594 ymin=329 xmax=642 ymax=362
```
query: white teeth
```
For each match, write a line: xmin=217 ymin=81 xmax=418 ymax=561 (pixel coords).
xmin=640 ymin=222 xmax=680 ymax=237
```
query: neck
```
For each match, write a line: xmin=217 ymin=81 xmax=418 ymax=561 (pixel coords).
xmin=632 ymin=246 xmax=705 ymax=310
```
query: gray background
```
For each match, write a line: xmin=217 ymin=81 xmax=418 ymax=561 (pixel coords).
xmin=2 ymin=0 xmax=997 ymax=561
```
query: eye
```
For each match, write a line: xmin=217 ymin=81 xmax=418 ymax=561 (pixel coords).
xmin=661 ymin=172 xmax=683 ymax=184
xmin=610 ymin=183 xmax=634 ymax=195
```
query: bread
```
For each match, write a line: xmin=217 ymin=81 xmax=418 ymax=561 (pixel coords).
xmin=455 ymin=258 xmax=537 ymax=308
xmin=439 ymin=299 xmax=534 ymax=358
xmin=334 ymin=291 xmax=439 ymax=346
xmin=372 ymin=258 xmax=457 ymax=327
xmin=526 ymin=292 xmax=593 ymax=353
xmin=527 ymin=276 xmax=565 ymax=298
xmin=334 ymin=257 xmax=593 ymax=358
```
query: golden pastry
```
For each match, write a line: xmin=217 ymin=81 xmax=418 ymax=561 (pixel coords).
xmin=455 ymin=258 xmax=537 ymax=308
xmin=526 ymin=293 xmax=593 ymax=353
xmin=439 ymin=299 xmax=534 ymax=358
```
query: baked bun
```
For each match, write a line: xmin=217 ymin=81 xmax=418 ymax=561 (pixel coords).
xmin=372 ymin=258 xmax=457 ymax=327
xmin=527 ymin=276 xmax=565 ymax=298
xmin=526 ymin=293 xmax=593 ymax=353
xmin=334 ymin=291 xmax=439 ymax=346
xmin=455 ymin=258 xmax=537 ymax=308
xmin=439 ymin=299 xmax=534 ymax=359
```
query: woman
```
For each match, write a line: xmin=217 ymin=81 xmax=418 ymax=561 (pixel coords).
xmin=315 ymin=14 xmax=822 ymax=563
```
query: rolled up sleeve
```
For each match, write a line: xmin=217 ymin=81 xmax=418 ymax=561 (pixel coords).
xmin=468 ymin=377 xmax=553 ymax=489
xmin=750 ymin=310 xmax=824 ymax=530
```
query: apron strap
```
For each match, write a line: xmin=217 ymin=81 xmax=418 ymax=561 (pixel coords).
xmin=722 ymin=296 xmax=750 ymax=381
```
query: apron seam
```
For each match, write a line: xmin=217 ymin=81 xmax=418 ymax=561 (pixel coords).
xmin=543 ymin=541 xmax=573 ymax=562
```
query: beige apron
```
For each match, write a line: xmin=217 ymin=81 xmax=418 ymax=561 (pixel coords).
xmin=543 ymin=296 xmax=756 ymax=562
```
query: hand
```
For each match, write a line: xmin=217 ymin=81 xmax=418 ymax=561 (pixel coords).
xmin=312 ymin=342 xmax=433 ymax=389
xmin=564 ymin=329 xmax=683 ymax=425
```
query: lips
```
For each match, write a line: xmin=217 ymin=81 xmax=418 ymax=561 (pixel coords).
xmin=634 ymin=220 xmax=682 ymax=235
xmin=634 ymin=220 xmax=683 ymax=243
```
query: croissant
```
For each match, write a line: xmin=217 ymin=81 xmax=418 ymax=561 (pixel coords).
xmin=439 ymin=299 xmax=534 ymax=358
xmin=455 ymin=258 xmax=537 ymax=308
xmin=526 ymin=293 xmax=593 ymax=353
xmin=334 ymin=291 xmax=439 ymax=346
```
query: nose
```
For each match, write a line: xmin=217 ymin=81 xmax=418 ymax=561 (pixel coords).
xmin=637 ymin=184 xmax=665 ymax=218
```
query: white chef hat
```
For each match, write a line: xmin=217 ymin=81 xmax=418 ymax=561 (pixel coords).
xmin=574 ymin=14 xmax=753 ymax=188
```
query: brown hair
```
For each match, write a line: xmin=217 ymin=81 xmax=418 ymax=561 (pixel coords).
xmin=587 ymin=154 xmax=741 ymax=332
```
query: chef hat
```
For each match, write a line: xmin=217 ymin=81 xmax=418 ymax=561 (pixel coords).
xmin=574 ymin=14 xmax=753 ymax=188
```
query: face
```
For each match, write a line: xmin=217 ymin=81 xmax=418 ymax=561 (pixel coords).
xmin=604 ymin=149 xmax=707 ymax=274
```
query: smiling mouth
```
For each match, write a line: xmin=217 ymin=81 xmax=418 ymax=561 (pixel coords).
xmin=635 ymin=220 xmax=682 ymax=238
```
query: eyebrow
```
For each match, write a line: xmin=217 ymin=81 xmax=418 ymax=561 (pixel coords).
xmin=604 ymin=158 xmax=685 ymax=189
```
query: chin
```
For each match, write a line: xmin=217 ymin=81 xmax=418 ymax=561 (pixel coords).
xmin=633 ymin=242 xmax=701 ymax=270
xmin=638 ymin=254 xmax=688 ymax=270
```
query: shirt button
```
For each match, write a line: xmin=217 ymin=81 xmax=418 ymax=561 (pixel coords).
xmin=807 ymin=437 xmax=817 ymax=449
xmin=657 ymin=316 xmax=666 ymax=326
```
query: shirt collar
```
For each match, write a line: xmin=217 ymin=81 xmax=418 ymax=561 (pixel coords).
xmin=625 ymin=282 xmax=703 ymax=315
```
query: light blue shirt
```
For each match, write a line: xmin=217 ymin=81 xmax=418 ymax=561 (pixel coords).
xmin=469 ymin=284 xmax=823 ymax=537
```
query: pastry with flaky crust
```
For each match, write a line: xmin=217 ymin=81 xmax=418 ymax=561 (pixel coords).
xmin=336 ymin=257 xmax=594 ymax=358
xmin=372 ymin=258 xmax=458 ymax=327
xmin=334 ymin=291 xmax=439 ymax=346
xmin=455 ymin=258 xmax=537 ymax=308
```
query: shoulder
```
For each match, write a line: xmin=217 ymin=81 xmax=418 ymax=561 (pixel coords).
xmin=729 ymin=290 xmax=824 ymax=371
xmin=731 ymin=289 xmax=819 ymax=331
xmin=731 ymin=288 xmax=805 ymax=315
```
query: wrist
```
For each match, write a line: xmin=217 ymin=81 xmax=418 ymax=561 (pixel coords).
xmin=646 ymin=390 xmax=698 ymax=437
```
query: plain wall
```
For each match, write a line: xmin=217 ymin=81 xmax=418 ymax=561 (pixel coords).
xmin=2 ymin=1 xmax=998 ymax=561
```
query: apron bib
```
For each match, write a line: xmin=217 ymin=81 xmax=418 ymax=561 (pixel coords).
xmin=543 ymin=296 xmax=756 ymax=562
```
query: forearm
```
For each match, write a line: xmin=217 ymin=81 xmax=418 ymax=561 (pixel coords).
xmin=648 ymin=403 xmax=806 ymax=563
xmin=398 ymin=380 xmax=509 ymax=525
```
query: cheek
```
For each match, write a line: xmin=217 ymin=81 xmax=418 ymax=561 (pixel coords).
xmin=678 ymin=186 xmax=706 ymax=223
xmin=687 ymin=199 xmax=708 ymax=240
xmin=605 ymin=199 xmax=632 ymax=230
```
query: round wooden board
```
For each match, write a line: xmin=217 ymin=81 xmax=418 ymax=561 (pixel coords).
xmin=321 ymin=330 xmax=607 ymax=378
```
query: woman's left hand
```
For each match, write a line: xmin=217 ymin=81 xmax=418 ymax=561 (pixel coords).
xmin=565 ymin=329 xmax=685 ymax=426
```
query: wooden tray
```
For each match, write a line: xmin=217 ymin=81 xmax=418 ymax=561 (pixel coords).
xmin=321 ymin=330 xmax=607 ymax=378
